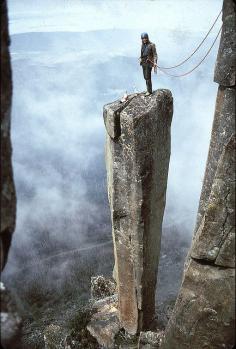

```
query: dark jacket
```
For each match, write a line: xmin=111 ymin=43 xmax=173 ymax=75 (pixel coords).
xmin=140 ymin=41 xmax=158 ymax=67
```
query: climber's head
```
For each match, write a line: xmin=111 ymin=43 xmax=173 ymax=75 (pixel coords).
xmin=141 ymin=32 xmax=149 ymax=44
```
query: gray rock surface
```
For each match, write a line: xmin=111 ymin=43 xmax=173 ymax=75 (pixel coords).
xmin=191 ymin=135 xmax=235 ymax=267
xmin=160 ymin=1 xmax=235 ymax=348
xmin=0 ymin=282 xmax=22 ymax=349
xmin=160 ymin=260 xmax=235 ymax=349
xmin=87 ymin=295 xmax=120 ymax=349
xmin=196 ymin=0 xmax=235 ymax=232
xmin=44 ymin=324 xmax=70 ymax=349
xmin=214 ymin=0 xmax=236 ymax=86
xmin=195 ymin=86 xmax=235 ymax=233
xmin=138 ymin=331 xmax=163 ymax=348
xmin=1 ymin=3 xmax=21 ymax=349
xmin=1 ymin=0 xmax=16 ymax=270
xmin=91 ymin=275 xmax=116 ymax=300
xmin=105 ymin=90 xmax=173 ymax=334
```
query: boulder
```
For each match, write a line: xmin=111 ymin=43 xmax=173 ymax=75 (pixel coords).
xmin=87 ymin=295 xmax=120 ymax=349
xmin=160 ymin=1 xmax=235 ymax=347
xmin=160 ymin=260 xmax=235 ymax=349
xmin=1 ymin=0 xmax=16 ymax=270
xmin=0 ymin=282 xmax=22 ymax=349
xmin=91 ymin=275 xmax=116 ymax=300
xmin=138 ymin=330 xmax=163 ymax=349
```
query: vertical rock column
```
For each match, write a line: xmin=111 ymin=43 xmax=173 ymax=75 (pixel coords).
xmin=1 ymin=0 xmax=16 ymax=270
xmin=104 ymin=90 xmax=173 ymax=334
xmin=160 ymin=1 xmax=235 ymax=348
xmin=195 ymin=0 xmax=236 ymax=234
xmin=1 ymin=2 xmax=22 ymax=349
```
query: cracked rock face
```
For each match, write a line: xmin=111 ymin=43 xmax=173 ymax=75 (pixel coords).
xmin=91 ymin=275 xmax=116 ymax=300
xmin=160 ymin=1 xmax=235 ymax=348
xmin=138 ymin=330 xmax=163 ymax=348
xmin=196 ymin=0 xmax=235 ymax=233
xmin=87 ymin=295 xmax=120 ymax=349
xmin=1 ymin=3 xmax=21 ymax=348
xmin=160 ymin=260 xmax=235 ymax=349
xmin=195 ymin=86 xmax=235 ymax=233
xmin=1 ymin=0 xmax=16 ymax=270
xmin=104 ymin=90 xmax=173 ymax=334
xmin=191 ymin=135 xmax=235 ymax=267
xmin=214 ymin=0 xmax=236 ymax=86
xmin=0 ymin=282 xmax=22 ymax=349
xmin=161 ymin=137 xmax=235 ymax=349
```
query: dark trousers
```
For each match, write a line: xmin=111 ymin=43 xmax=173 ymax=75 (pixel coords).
xmin=142 ymin=64 xmax=152 ymax=93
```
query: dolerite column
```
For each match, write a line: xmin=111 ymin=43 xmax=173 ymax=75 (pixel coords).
xmin=1 ymin=2 xmax=21 ymax=349
xmin=160 ymin=1 xmax=235 ymax=348
xmin=104 ymin=90 xmax=173 ymax=334
xmin=1 ymin=0 xmax=16 ymax=270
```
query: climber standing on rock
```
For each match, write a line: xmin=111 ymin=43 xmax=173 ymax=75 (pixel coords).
xmin=139 ymin=32 xmax=158 ymax=96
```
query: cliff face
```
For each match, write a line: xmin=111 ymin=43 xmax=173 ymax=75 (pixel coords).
xmin=195 ymin=0 xmax=236 ymax=234
xmin=104 ymin=90 xmax=173 ymax=335
xmin=1 ymin=2 xmax=21 ymax=349
xmin=1 ymin=0 xmax=16 ymax=270
xmin=160 ymin=1 xmax=235 ymax=348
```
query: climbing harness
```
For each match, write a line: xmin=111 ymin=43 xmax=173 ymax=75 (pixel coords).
xmin=158 ymin=9 xmax=222 ymax=70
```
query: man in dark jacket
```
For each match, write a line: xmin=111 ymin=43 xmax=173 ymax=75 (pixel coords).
xmin=139 ymin=32 xmax=158 ymax=96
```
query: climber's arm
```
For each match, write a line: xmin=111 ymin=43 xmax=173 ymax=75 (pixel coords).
xmin=139 ymin=47 xmax=142 ymax=65
xmin=152 ymin=44 xmax=158 ymax=64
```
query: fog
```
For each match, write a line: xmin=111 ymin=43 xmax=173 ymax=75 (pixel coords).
xmin=3 ymin=0 xmax=222 ymax=308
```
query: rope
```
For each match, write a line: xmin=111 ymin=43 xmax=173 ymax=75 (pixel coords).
xmin=158 ymin=9 xmax=222 ymax=70
xmin=14 ymin=240 xmax=113 ymax=273
xmin=157 ymin=25 xmax=222 ymax=78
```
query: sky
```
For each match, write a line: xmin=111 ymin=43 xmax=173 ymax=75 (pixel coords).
xmin=8 ymin=0 xmax=222 ymax=34
xmin=4 ymin=0 xmax=223 ymax=280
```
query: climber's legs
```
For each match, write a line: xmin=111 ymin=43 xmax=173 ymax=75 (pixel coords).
xmin=146 ymin=79 xmax=152 ymax=94
xmin=142 ymin=65 xmax=152 ymax=94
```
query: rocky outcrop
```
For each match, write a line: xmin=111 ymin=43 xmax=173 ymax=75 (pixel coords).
xmin=87 ymin=90 xmax=173 ymax=347
xmin=191 ymin=135 xmax=235 ymax=267
xmin=87 ymin=295 xmax=120 ymax=349
xmin=160 ymin=1 xmax=235 ymax=348
xmin=1 ymin=0 xmax=16 ymax=270
xmin=160 ymin=259 xmax=235 ymax=349
xmin=104 ymin=90 xmax=173 ymax=334
xmin=194 ymin=86 xmax=235 ymax=234
xmin=43 ymin=324 xmax=74 ymax=349
xmin=0 ymin=282 xmax=22 ymax=349
xmin=1 ymin=2 xmax=21 ymax=349
xmin=214 ymin=0 xmax=236 ymax=86
xmin=91 ymin=275 xmax=116 ymax=300
xmin=195 ymin=0 xmax=235 ymax=233
xmin=138 ymin=331 xmax=163 ymax=349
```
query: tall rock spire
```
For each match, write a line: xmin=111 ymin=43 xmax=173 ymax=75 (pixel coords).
xmin=104 ymin=90 xmax=173 ymax=334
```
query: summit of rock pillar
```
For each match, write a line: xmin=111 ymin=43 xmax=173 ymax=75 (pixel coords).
xmin=103 ymin=90 xmax=173 ymax=140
